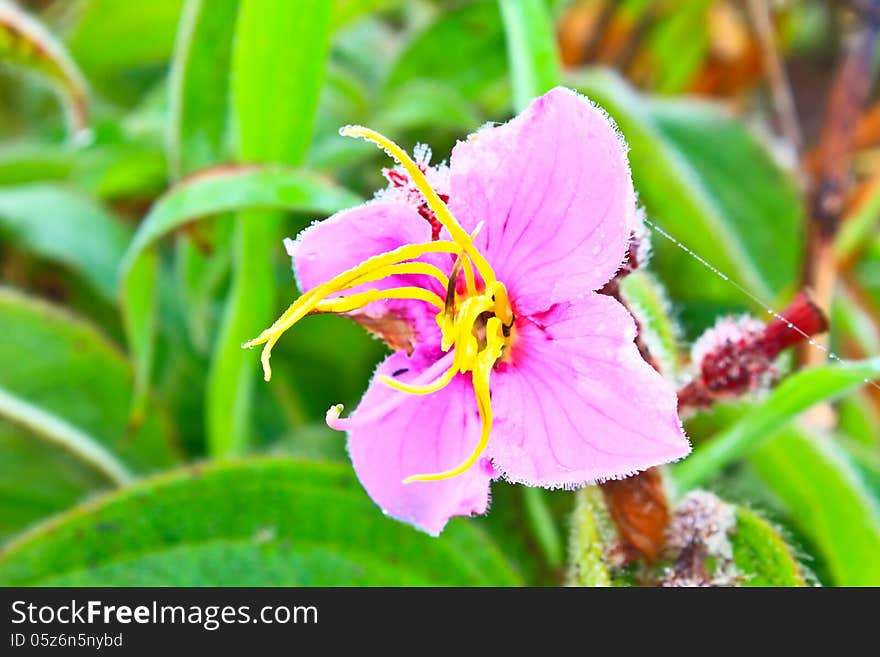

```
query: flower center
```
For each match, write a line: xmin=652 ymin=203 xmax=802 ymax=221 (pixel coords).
xmin=244 ymin=125 xmax=514 ymax=484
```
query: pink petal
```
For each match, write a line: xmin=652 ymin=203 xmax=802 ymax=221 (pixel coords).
xmin=488 ymin=294 xmax=690 ymax=487
xmin=343 ymin=350 xmax=495 ymax=536
xmin=448 ymin=86 xmax=636 ymax=315
xmin=289 ymin=201 xmax=446 ymax=351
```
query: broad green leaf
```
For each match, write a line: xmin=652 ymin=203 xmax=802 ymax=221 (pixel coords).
xmin=673 ymin=358 xmax=880 ymax=490
xmin=750 ymin=427 xmax=880 ymax=586
xmin=498 ymin=0 xmax=561 ymax=111
xmin=0 ymin=458 xmax=522 ymax=586
xmin=208 ymin=0 xmax=333 ymax=455
xmin=118 ymin=166 xmax=360 ymax=417
xmin=386 ymin=2 xmax=510 ymax=112
xmin=122 ymin=167 xmax=360 ymax=268
xmin=0 ymin=184 xmax=130 ymax=300
xmin=167 ymin=0 xmax=239 ymax=178
xmin=0 ymin=288 xmax=178 ymax=539
xmin=730 ymin=506 xmax=807 ymax=587
xmin=0 ymin=144 xmax=73 ymax=185
xmin=571 ymin=70 xmax=803 ymax=330
xmin=0 ymin=1 xmax=89 ymax=137
xmin=66 ymin=0 xmax=184 ymax=82
xmin=331 ymin=0 xmax=400 ymax=31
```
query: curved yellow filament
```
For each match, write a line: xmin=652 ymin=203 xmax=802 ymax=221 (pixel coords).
xmin=403 ymin=317 xmax=504 ymax=483
xmin=379 ymin=361 xmax=458 ymax=395
xmin=244 ymin=240 xmax=461 ymax=381
xmin=348 ymin=262 xmax=449 ymax=289
xmin=314 ymin=286 xmax=445 ymax=314
xmin=340 ymin=125 xmax=496 ymax=286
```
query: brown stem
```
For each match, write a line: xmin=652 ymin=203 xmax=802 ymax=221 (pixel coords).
xmin=802 ymin=5 xmax=879 ymax=367
xmin=746 ymin=0 xmax=803 ymax=152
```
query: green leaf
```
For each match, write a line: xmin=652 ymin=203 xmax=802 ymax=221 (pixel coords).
xmin=750 ymin=427 xmax=880 ymax=586
xmin=232 ymin=1 xmax=331 ymax=165
xmin=66 ymin=0 xmax=185 ymax=82
xmin=118 ymin=166 xmax=359 ymax=418
xmin=730 ymin=506 xmax=807 ymax=587
xmin=0 ymin=1 xmax=89 ymax=137
xmin=498 ymin=0 xmax=562 ymax=111
xmin=122 ymin=167 xmax=360 ymax=272
xmin=0 ymin=288 xmax=178 ymax=539
xmin=0 ymin=184 xmax=130 ymax=301
xmin=207 ymin=0 xmax=333 ymax=455
xmin=0 ymin=386 xmax=133 ymax=487
xmin=835 ymin=179 xmax=880 ymax=264
xmin=0 ymin=458 xmax=522 ymax=586
xmin=673 ymin=358 xmax=880 ymax=490
xmin=646 ymin=0 xmax=712 ymax=93
xmin=571 ymin=70 xmax=803 ymax=329
xmin=167 ymin=0 xmax=240 ymax=178
xmin=386 ymin=2 xmax=510 ymax=112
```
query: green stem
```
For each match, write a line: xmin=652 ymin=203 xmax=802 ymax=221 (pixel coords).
xmin=498 ymin=0 xmax=562 ymax=111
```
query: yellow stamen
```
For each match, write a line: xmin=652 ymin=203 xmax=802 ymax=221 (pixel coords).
xmin=314 ymin=286 xmax=445 ymax=314
xmin=244 ymin=240 xmax=461 ymax=381
xmin=340 ymin=125 xmax=496 ymax=286
xmin=247 ymin=125 xmax=519 ymax=487
xmin=403 ymin=317 xmax=505 ymax=483
xmin=379 ymin=361 xmax=458 ymax=395
xmin=348 ymin=262 xmax=449 ymax=289
xmin=461 ymin=256 xmax=477 ymax=296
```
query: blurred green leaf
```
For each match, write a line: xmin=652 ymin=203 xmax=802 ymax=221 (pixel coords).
xmin=0 ymin=386 xmax=133 ymax=486
xmin=123 ymin=167 xmax=360 ymax=270
xmin=498 ymin=0 xmax=561 ymax=111
xmin=0 ymin=184 xmax=130 ymax=300
xmin=0 ymin=288 xmax=178 ymax=539
xmin=751 ymin=427 xmax=880 ymax=586
xmin=0 ymin=144 xmax=74 ymax=185
xmin=730 ymin=506 xmax=807 ymax=586
xmin=331 ymin=0 xmax=399 ymax=31
xmin=0 ymin=1 xmax=89 ymax=137
xmin=572 ymin=70 xmax=803 ymax=330
xmin=673 ymin=358 xmax=880 ymax=490
xmin=647 ymin=0 xmax=711 ymax=93
xmin=208 ymin=0 xmax=333 ymax=456
xmin=835 ymin=179 xmax=880 ymax=264
xmin=386 ymin=1 xmax=510 ymax=112
xmin=66 ymin=0 xmax=184 ymax=85
xmin=0 ymin=458 xmax=521 ymax=585
xmin=167 ymin=0 xmax=239 ymax=178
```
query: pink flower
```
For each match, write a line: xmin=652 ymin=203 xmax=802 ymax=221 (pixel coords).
xmin=245 ymin=87 xmax=690 ymax=535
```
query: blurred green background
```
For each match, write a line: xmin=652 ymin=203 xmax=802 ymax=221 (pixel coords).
xmin=0 ymin=0 xmax=878 ymax=586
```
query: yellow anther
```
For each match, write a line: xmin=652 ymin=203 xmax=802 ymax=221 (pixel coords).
xmin=340 ymin=125 xmax=497 ymax=286
xmin=403 ymin=317 xmax=504 ymax=483
xmin=313 ymin=286 xmax=445 ymax=314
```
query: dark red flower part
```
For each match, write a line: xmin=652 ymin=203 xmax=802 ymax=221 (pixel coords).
xmin=382 ymin=164 xmax=448 ymax=240
xmin=679 ymin=291 xmax=828 ymax=410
